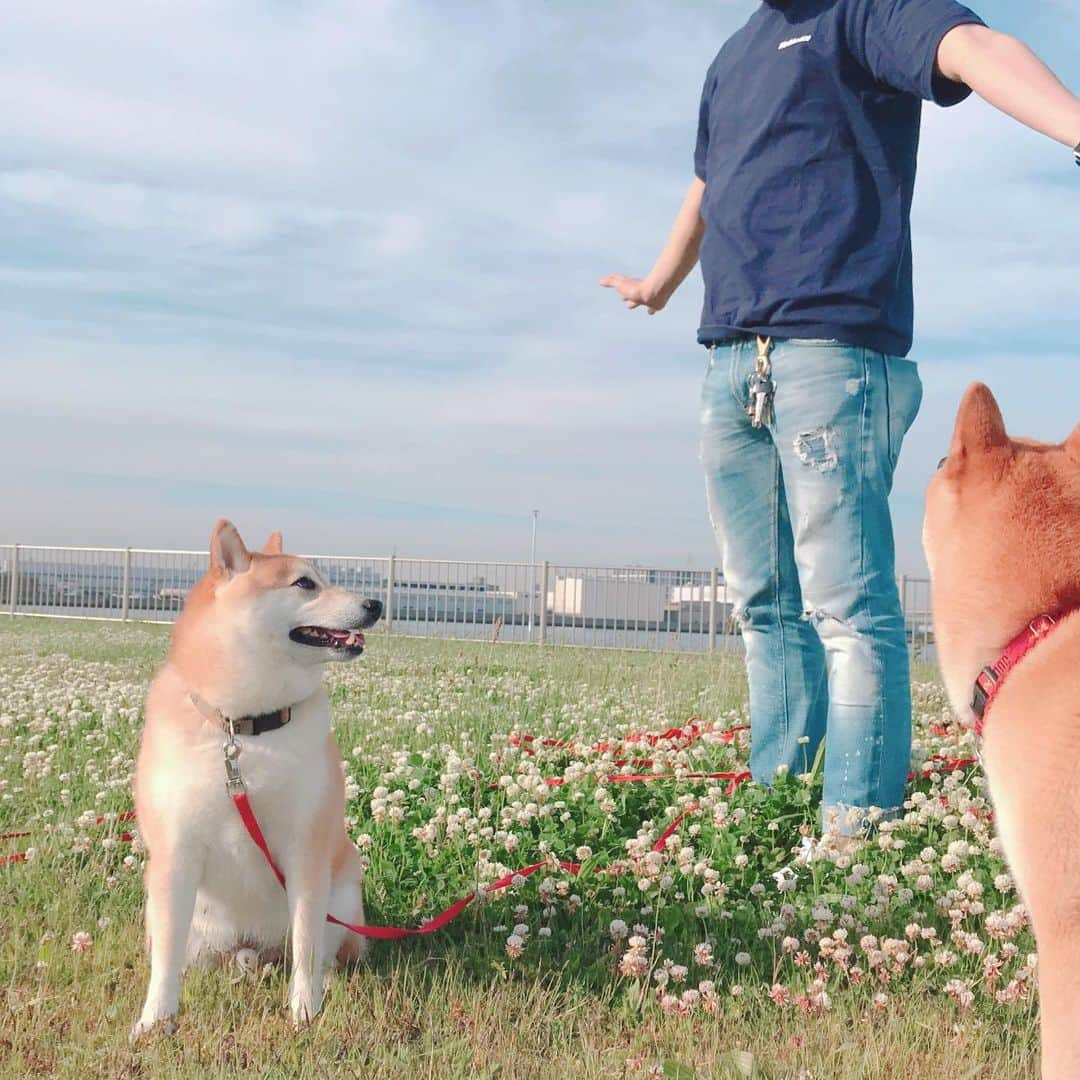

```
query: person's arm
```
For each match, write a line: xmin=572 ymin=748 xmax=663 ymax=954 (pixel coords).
xmin=600 ymin=177 xmax=705 ymax=315
xmin=936 ymin=24 xmax=1080 ymax=150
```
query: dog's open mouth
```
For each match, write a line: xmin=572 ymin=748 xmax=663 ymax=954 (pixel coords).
xmin=289 ymin=626 xmax=366 ymax=654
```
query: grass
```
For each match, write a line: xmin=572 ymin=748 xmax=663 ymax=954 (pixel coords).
xmin=0 ymin=616 xmax=1039 ymax=1079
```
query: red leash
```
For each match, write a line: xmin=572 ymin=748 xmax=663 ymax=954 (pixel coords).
xmin=223 ymin=717 xmax=967 ymax=940
xmin=2 ymin=719 xmax=981 ymax=912
xmin=1 ymin=810 xmax=136 ymax=866
xmin=539 ymin=771 xmax=751 ymax=792
xmin=509 ymin=721 xmax=750 ymax=769
xmin=224 ymin=718 xmax=752 ymax=938
xmin=231 ymin=787 xmax=709 ymax=939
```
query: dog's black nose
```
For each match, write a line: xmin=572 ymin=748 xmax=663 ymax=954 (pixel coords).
xmin=362 ymin=598 xmax=383 ymax=620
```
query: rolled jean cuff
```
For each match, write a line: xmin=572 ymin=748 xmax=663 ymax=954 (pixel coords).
xmin=820 ymin=802 xmax=902 ymax=838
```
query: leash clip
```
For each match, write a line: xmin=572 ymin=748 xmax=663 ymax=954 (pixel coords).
xmin=223 ymin=720 xmax=246 ymax=796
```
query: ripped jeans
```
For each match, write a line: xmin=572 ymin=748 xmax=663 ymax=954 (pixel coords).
xmin=700 ymin=338 xmax=922 ymax=834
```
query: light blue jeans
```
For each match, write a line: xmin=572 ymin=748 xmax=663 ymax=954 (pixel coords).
xmin=700 ymin=338 xmax=923 ymax=835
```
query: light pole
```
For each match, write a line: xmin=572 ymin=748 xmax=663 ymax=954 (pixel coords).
xmin=530 ymin=509 xmax=539 ymax=565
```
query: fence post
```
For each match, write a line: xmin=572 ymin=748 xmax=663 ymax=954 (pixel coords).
xmin=8 ymin=544 xmax=19 ymax=615
xmin=538 ymin=560 xmax=549 ymax=645
xmin=708 ymin=566 xmax=718 ymax=654
xmin=121 ymin=547 xmax=132 ymax=621
xmin=721 ymin=579 xmax=731 ymax=654
xmin=527 ymin=563 xmax=536 ymax=643
xmin=384 ymin=555 xmax=395 ymax=634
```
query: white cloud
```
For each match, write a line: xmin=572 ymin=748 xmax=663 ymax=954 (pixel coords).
xmin=0 ymin=0 xmax=1076 ymax=575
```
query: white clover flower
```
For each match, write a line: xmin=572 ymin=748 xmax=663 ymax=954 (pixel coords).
xmin=772 ymin=867 xmax=797 ymax=892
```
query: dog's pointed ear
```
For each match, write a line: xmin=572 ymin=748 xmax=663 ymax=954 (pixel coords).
xmin=1065 ymin=424 xmax=1080 ymax=464
xmin=210 ymin=519 xmax=251 ymax=576
xmin=261 ymin=531 xmax=284 ymax=556
xmin=946 ymin=382 xmax=1010 ymax=466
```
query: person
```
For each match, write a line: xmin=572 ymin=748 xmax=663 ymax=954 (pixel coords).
xmin=601 ymin=1 xmax=1080 ymax=839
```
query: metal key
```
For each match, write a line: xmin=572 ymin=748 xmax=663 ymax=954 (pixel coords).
xmin=746 ymin=335 xmax=775 ymax=428
xmin=747 ymin=370 xmax=774 ymax=428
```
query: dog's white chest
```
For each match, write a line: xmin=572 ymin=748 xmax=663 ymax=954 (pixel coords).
xmin=169 ymin=711 xmax=334 ymax=953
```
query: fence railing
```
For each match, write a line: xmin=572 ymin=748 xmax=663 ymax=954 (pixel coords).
xmin=0 ymin=545 xmax=935 ymax=658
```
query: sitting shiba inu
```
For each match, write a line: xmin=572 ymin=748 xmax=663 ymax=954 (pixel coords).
xmin=924 ymin=384 xmax=1080 ymax=1080
xmin=131 ymin=520 xmax=382 ymax=1039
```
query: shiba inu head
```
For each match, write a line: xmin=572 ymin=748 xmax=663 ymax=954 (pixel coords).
xmin=923 ymin=383 xmax=1080 ymax=718
xmin=169 ymin=520 xmax=383 ymax=713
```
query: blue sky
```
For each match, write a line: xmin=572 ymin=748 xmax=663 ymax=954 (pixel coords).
xmin=1 ymin=0 xmax=1077 ymax=573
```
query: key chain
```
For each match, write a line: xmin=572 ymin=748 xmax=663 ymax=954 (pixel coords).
xmin=747 ymin=335 xmax=775 ymax=428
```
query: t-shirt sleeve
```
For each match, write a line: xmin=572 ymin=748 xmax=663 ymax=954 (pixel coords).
xmin=694 ymin=68 xmax=713 ymax=181
xmin=846 ymin=0 xmax=986 ymax=106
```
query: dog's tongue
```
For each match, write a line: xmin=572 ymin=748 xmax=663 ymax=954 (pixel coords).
xmin=294 ymin=625 xmax=365 ymax=649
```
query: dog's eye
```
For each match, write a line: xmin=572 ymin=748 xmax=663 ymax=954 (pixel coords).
xmin=292 ymin=576 xmax=317 ymax=591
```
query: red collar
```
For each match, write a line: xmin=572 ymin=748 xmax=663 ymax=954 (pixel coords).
xmin=972 ymin=613 xmax=1061 ymax=736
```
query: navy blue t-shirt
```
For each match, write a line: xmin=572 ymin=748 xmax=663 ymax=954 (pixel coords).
xmin=694 ymin=0 xmax=985 ymax=356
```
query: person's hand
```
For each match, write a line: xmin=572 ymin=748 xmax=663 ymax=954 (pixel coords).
xmin=599 ymin=274 xmax=668 ymax=315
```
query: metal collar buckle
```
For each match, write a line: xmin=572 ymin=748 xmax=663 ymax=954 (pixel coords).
xmin=971 ymin=611 xmax=1067 ymax=738
xmin=970 ymin=669 xmax=997 ymax=720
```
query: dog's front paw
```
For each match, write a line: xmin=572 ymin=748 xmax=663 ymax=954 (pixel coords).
xmin=129 ymin=1016 xmax=177 ymax=1043
xmin=288 ymin=985 xmax=322 ymax=1029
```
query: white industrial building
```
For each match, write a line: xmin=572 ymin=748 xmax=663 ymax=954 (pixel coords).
xmin=548 ymin=575 xmax=667 ymax=623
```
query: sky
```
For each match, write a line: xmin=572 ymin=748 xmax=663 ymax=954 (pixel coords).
xmin=1 ymin=0 xmax=1077 ymax=574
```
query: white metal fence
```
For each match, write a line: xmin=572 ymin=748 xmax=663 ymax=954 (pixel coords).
xmin=0 ymin=545 xmax=936 ymax=658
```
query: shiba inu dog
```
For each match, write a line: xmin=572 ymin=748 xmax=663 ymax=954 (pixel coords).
xmin=131 ymin=520 xmax=382 ymax=1039
xmin=924 ymin=384 xmax=1080 ymax=1080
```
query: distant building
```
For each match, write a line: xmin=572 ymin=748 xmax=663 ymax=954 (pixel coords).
xmin=548 ymin=576 xmax=666 ymax=624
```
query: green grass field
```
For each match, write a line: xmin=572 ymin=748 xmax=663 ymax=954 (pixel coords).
xmin=0 ymin=617 xmax=1039 ymax=1079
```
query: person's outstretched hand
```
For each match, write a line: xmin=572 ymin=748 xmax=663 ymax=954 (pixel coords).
xmin=599 ymin=274 xmax=667 ymax=315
